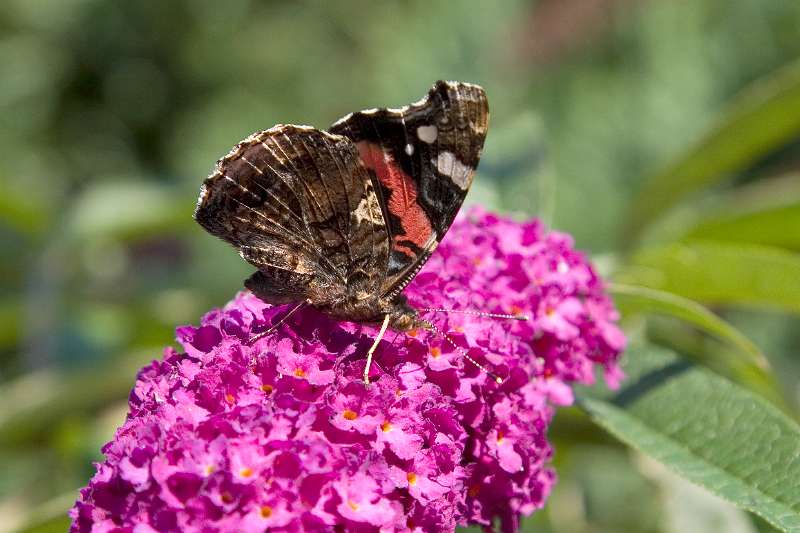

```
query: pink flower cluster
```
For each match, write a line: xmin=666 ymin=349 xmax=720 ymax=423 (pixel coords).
xmin=70 ymin=208 xmax=624 ymax=532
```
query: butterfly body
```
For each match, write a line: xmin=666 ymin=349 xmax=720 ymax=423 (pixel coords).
xmin=194 ymin=81 xmax=488 ymax=333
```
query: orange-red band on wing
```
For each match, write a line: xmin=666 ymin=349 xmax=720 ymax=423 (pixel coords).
xmin=356 ymin=142 xmax=433 ymax=257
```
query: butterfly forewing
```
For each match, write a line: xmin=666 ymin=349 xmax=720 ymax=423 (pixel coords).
xmin=329 ymin=81 xmax=489 ymax=295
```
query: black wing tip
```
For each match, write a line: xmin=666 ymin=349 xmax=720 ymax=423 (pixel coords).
xmin=431 ymin=80 xmax=487 ymax=100
xmin=330 ymin=80 xmax=487 ymax=131
xmin=432 ymin=80 xmax=485 ymax=92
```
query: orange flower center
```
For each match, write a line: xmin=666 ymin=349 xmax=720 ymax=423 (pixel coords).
xmin=343 ymin=409 xmax=358 ymax=420
xmin=294 ymin=368 xmax=306 ymax=377
xmin=407 ymin=472 xmax=418 ymax=486
xmin=430 ymin=347 xmax=441 ymax=358
xmin=260 ymin=384 xmax=273 ymax=394
xmin=260 ymin=505 xmax=272 ymax=518
xmin=239 ymin=467 xmax=253 ymax=478
xmin=381 ymin=421 xmax=392 ymax=432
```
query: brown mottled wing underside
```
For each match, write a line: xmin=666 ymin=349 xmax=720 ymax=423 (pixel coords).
xmin=193 ymin=125 xmax=389 ymax=306
xmin=329 ymin=80 xmax=489 ymax=297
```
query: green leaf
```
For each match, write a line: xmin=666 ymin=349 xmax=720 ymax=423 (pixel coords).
xmin=625 ymin=59 xmax=800 ymax=240
xmin=683 ymin=175 xmax=800 ymax=250
xmin=610 ymin=283 xmax=767 ymax=369
xmin=610 ymin=284 xmax=789 ymax=413
xmin=617 ymin=242 xmax=800 ymax=314
xmin=688 ymin=202 xmax=800 ymax=249
xmin=577 ymin=343 xmax=800 ymax=531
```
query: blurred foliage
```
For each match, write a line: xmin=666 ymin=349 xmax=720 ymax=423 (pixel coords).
xmin=577 ymin=343 xmax=800 ymax=531
xmin=2 ymin=0 xmax=800 ymax=531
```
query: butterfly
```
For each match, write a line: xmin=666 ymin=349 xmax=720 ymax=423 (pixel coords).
xmin=194 ymin=80 xmax=508 ymax=383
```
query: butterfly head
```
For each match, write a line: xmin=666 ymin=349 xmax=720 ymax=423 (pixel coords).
xmin=378 ymin=294 xmax=423 ymax=332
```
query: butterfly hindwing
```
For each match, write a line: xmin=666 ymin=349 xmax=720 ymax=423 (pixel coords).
xmin=193 ymin=125 xmax=390 ymax=305
xmin=329 ymin=80 xmax=489 ymax=296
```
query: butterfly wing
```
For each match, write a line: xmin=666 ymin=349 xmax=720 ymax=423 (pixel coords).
xmin=328 ymin=80 xmax=489 ymax=297
xmin=194 ymin=125 xmax=389 ymax=305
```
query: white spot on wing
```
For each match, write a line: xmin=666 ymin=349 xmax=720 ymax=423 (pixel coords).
xmin=436 ymin=151 xmax=473 ymax=190
xmin=353 ymin=192 xmax=384 ymax=225
xmin=416 ymin=125 xmax=438 ymax=143
xmin=405 ymin=144 xmax=414 ymax=156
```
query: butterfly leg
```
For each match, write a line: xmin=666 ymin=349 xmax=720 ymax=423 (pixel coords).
xmin=247 ymin=300 xmax=308 ymax=345
xmin=364 ymin=314 xmax=391 ymax=385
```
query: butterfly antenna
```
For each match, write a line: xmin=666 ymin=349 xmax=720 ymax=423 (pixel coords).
xmin=420 ymin=319 xmax=504 ymax=384
xmin=248 ymin=300 xmax=308 ymax=345
xmin=421 ymin=308 xmax=530 ymax=321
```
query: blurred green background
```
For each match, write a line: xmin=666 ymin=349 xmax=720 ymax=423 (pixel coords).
xmin=2 ymin=1 xmax=800 ymax=532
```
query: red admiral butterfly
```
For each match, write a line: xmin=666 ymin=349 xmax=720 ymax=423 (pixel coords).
xmin=195 ymin=81 xmax=518 ymax=383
